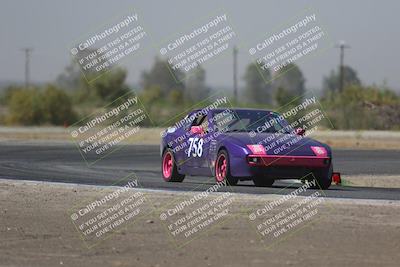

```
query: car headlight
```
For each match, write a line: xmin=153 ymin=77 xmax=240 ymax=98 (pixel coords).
xmin=246 ymin=144 xmax=266 ymax=155
xmin=310 ymin=146 xmax=327 ymax=157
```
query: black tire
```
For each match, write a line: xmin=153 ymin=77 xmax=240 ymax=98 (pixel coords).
xmin=312 ymin=163 xmax=333 ymax=190
xmin=215 ymin=150 xmax=238 ymax=186
xmin=162 ymin=149 xmax=185 ymax=182
xmin=252 ymin=176 xmax=274 ymax=187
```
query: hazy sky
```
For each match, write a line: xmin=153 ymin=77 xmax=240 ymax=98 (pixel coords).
xmin=1 ymin=0 xmax=399 ymax=91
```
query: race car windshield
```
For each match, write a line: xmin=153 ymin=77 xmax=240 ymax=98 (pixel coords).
xmin=213 ymin=110 xmax=292 ymax=134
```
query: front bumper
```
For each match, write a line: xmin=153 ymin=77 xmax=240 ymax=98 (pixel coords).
xmin=246 ymin=154 xmax=331 ymax=168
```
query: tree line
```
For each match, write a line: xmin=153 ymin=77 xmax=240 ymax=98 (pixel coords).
xmin=0 ymin=56 xmax=399 ymax=130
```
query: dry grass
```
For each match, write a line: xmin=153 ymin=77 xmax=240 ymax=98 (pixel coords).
xmin=311 ymin=130 xmax=400 ymax=149
xmin=1 ymin=127 xmax=400 ymax=149
xmin=341 ymin=175 xmax=400 ymax=188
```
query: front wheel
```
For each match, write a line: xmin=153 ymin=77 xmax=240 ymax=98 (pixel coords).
xmin=162 ymin=149 xmax=185 ymax=182
xmin=215 ymin=150 xmax=238 ymax=186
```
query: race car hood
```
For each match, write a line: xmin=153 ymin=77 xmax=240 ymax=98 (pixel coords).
xmin=221 ymin=132 xmax=330 ymax=157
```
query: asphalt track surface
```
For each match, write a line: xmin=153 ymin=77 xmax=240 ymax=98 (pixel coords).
xmin=0 ymin=143 xmax=400 ymax=200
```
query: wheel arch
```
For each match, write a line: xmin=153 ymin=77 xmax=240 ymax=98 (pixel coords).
xmin=217 ymin=145 xmax=228 ymax=154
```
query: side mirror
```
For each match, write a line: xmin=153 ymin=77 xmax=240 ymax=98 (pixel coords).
xmin=295 ymin=127 xmax=305 ymax=136
xmin=190 ymin=126 xmax=204 ymax=135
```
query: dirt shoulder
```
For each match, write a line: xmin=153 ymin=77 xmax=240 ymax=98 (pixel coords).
xmin=342 ymin=175 xmax=400 ymax=188
xmin=1 ymin=127 xmax=400 ymax=149
xmin=1 ymin=179 xmax=399 ymax=267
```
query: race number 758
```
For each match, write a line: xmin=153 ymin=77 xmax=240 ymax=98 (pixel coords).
xmin=187 ymin=137 xmax=204 ymax=157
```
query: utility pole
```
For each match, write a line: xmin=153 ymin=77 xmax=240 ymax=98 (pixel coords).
xmin=21 ymin=48 xmax=33 ymax=89
xmin=233 ymin=45 xmax=238 ymax=103
xmin=335 ymin=41 xmax=350 ymax=92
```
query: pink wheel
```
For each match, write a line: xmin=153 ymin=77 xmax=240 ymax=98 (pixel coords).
xmin=214 ymin=150 xmax=238 ymax=185
xmin=215 ymin=154 xmax=227 ymax=182
xmin=162 ymin=152 xmax=173 ymax=181
xmin=161 ymin=149 xmax=185 ymax=182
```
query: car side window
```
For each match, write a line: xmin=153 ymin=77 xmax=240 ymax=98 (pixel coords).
xmin=189 ymin=114 xmax=209 ymax=133
xmin=199 ymin=115 xmax=209 ymax=132
xmin=184 ymin=113 xmax=201 ymax=131
xmin=191 ymin=114 xmax=204 ymax=127
xmin=180 ymin=114 xmax=192 ymax=130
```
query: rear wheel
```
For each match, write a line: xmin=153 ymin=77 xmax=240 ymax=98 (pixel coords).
xmin=252 ymin=176 xmax=274 ymax=187
xmin=162 ymin=149 xmax=185 ymax=182
xmin=215 ymin=150 xmax=238 ymax=186
xmin=312 ymin=163 xmax=333 ymax=190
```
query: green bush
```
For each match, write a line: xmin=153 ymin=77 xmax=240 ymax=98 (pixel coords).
xmin=6 ymin=85 xmax=76 ymax=125
xmin=7 ymin=88 xmax=44 ymax=125
xmin=42 ymin=85 xmax=76 ymax=125
xmin=321 ymin=85 xmax=400 ymax=130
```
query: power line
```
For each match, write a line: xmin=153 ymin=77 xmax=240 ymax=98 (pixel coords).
xmin=21 ymin=48 xmax=33 ymax=89
xmin=233 ymin=45 xmax=238 ymax=103
xmin=335 ymin=41 xmax=350 ymax=92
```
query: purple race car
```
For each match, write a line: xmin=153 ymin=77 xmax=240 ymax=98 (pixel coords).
xmin=161 ymin=108 xmax=334 ymax=189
